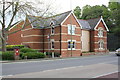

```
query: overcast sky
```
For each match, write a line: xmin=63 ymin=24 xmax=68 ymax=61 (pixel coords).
xmin=53 ymin=0 xmax=109 ymax=13
xmin=0 ymin=0 xmax=110 ymax=29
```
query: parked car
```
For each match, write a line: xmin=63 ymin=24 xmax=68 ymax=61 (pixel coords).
xmin=115 ymin=48 xmax=120 ymax=56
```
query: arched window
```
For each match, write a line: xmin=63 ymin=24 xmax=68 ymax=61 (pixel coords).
xmin=98 ymin=28 xmax=103 ymax=37
xmin=98 ymin=40 xmax=104 ymax=49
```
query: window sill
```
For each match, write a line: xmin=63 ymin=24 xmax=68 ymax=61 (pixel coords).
xmin=68 ymin=34 xmax=75 ymax=35
xmin=68 ymin=48 xmax=76 ymax=50
xmin=99 ymin=48 xmax=105 ymax=50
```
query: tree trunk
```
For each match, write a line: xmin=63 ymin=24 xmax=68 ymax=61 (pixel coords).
xmin=2 ymin=29 xmax=6 ymax=52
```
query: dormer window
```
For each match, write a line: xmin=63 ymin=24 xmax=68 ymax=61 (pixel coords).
xmin=98 ymin=28 xmax=103 ymax=37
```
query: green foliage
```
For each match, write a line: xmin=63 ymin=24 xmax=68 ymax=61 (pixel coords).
xmin=2 ymin=51 xmax=14 ymax=60
xmin=20 ymin=48 xmax=38 ymax=53
xmin=6 ymin=45 xmax=25 ymax=50
xmin=21 ymin=52 xmax=45 ymax=59
xmin=81 ymin=5 xmax=110 ymax=20
xmin=73 ymin=6 xmax=81 ymax=19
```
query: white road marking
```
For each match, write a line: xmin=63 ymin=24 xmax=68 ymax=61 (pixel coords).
xmin=92 ymin=71 xmax=118 ymax=78
xmin=41 ymin=66 xmax=84 ymax=73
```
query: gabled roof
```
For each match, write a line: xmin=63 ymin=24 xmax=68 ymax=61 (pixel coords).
xmin=78 ymin=17 xmax=109 ymax=31
xmin=27 ymin=11 xmax=72 ymax=28
xmin=87 ymin=17 xmax=101 ymax=30
xmin=78 ymin=20 xmax=91 ymax=30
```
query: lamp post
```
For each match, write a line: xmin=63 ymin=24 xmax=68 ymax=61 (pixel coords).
xmin=70 ymin=24 xmax=72 ymax=57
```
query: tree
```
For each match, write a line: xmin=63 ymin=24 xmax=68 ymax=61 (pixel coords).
xmin=0 ymin=0 xmax=54 ymax=52
xmin=81 ymin=5 xmax=110 ymax=20
xmin=73 ymin=6 xmax=81 ymax=19
xmin=108 ymin=2 xmax=120 ymax=36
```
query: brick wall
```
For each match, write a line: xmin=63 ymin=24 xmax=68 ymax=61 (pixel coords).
xmin=90 ymin=21 xmax=108 ymax=52
xmin=7 ymin=21 xmax=24 ymax=45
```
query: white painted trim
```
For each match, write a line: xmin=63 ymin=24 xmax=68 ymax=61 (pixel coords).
xmin=22 ymin=35 xmax=43 ymax=37
xmin=22 ymin=28 xmax=33 ymax=31
xmin=9 ymin=20 xmax=23 ymax=31
xmin=37 ymin=49 xmax=81 ymax=51
xmin=61 ymin=11 xmax=72 ymax=25
xmin=94 ymin=36 xmax=107 ymax=38
xmin=67 ymin=40 xmax=76 ymax=50
xmin=51 ymin=39 xmax=55 ymax=50
xmin=22 ymin=42 xmax=43 ymax=43
xmin=27 ymin=17 xmax=34 ymax=28
xmin=61 ymin=11 xmax=81 ymax=28
xmin=94 ymin=17 xmax=109 ymax=31
xmin=72 ymin=12 xmax=82 ymax=29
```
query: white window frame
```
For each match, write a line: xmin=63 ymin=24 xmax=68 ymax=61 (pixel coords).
xmin=51 ymin=26 xmax=55 ymax=35
xmin=68 ymin=40 xmax=76 ymax=50
xmin=51 ymin=39 xmax=54 ymax=49
xmin=98 ymin=40 xmax=104 ymax=50
xmin=50 ymin=21 xmax=55 ymax=35
xmin=68 ymin=24 xmax=76 ymax=35
xmin=98 ymin=28 xmax=103 ymax=37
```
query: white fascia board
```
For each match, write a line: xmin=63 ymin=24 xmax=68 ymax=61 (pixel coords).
xmin=94 ymin=17 xmax=109 ymax=31
xmin=9 ymin=20 xmax=23 ymax=31
xmin=27 ymin=17 xmax=34 ymax=28
xmin=61 ymin=11 xmax=72 ymax=25
xmin=72 ymin=12 xmax=83 ymax=29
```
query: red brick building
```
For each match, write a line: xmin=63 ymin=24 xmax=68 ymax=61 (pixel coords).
xmin=7 ymin=11 xmax=109 ymax=57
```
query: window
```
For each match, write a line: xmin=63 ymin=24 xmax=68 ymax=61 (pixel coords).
xmin=98 ymin=40 xmax=104 ymax=49
xmin=98 ymin=28 xmax=103 ymax=37
xmin=50 ymin=21 xmax=55 ymax=35
xmin=68 ymin=25 xmax=76 ymax=35
xmin=51 ymin=26 xmax=55 ymax=35
xmin=68 ymin=40 xmax=76 ymax=50
xmin=51 ymin=39 xmax=54 ymax=49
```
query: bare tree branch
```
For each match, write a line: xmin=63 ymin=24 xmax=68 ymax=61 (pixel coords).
xmin=0 ymin=20 xmax=2 ymax=25
xmin=4 ymin=3 xmax=12 ymax=11
xmin=7 ymin=2 xmax=19 ymax=30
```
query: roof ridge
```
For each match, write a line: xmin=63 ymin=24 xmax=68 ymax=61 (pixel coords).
xmin=86 ymin=17 xmax=101 ymax=20
xmin=47 ymin=10 xmax=72 ymax=18
xmin=78 ymin=19 xmax=87 ymax=21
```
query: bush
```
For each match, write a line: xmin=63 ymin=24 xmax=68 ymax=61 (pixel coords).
xmin=21 ymin=52 xmax=45 ymax=59
xmin=2 ymin=51 xmax=14 ymax=60
xmin=20 ymin=48 xmax=38 ymax=53
xmin=6 ymin=45 xmax=25 ymax=51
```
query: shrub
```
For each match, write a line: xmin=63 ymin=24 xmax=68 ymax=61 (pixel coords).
xmin=2 ymin=51 xmax=14 ymax=60
xmin=6 ymin=45 xmax=25 ymax=51
xmin=21 ymin=52 xmax=45 ymax=59
xmin=20 ymin=48 xmax=38 ymax=53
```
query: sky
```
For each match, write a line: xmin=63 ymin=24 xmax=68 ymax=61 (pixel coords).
xmin=53 ymin=0 xmax=109 ymax=13
xmin=0 ymin=0 xmax=110 ymax=29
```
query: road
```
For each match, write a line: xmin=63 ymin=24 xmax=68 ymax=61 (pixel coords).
xmin=2 ymin=53 xmax=119 ymax=78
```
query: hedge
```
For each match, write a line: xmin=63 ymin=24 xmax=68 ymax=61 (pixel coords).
xmin=2 ymin=51 xmax=14 ymax=60
xmin=6 ymin=45 xmax=25 ymax=51
xmin=20 ymin=48 xmax=38 ymax=53
xmin=21 ymin=52 xmax=45 ymax=59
